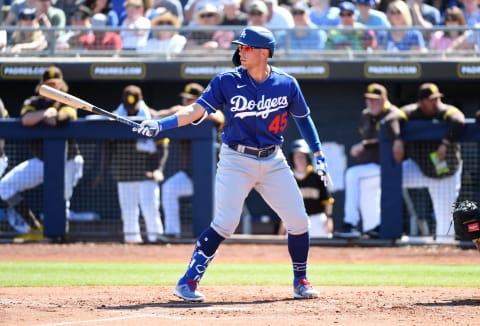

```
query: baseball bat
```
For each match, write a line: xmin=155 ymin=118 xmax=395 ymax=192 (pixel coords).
xmin=38 ymin=85 xmax=142 ymax=129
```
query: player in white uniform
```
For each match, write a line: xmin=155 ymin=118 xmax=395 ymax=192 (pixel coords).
xmin=0 ymin=66 xmax=84 ymax=240
xmin=0 ymin=98 xmax=9 ymax=178
xmin=133 ymin=26 xmax=332 ymax=302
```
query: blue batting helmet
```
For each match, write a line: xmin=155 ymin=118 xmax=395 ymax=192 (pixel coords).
xmin=232 ymin=26 xmax=276 ymax=57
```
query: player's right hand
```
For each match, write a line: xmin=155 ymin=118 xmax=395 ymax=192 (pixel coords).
xmin=133 ymin=119 xmax=160 ymax=137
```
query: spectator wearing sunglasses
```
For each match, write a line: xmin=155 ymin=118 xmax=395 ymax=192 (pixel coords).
xmin=2 ymin=0 xmax=37 ymax=26
xmin=183 ymin=0 xmax=224 ymax=25
xmin=246 ymin=0 xmax=269 ymax=27
xmin=277 ymin=2 xmax=327 ymax=51
xmin=7 ymin=7 xmax=48 ymax=53
xmin=56 ymin=5 xmax=94 ymax=50
xmin=143 ymin=9 xmax=186 ymax=54
xmin=184 ymin=3 xmax=235 ymax=50
xmin=325 ymin=1 xmax=377 ymax=52
xmin=429 ymin=6 xmax=471 ymax=53
xmin=377 ymin=0 xmax=426 ymax=53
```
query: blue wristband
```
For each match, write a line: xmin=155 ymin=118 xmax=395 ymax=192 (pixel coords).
xmin=158 ymin=115 xmax=178 ymax=132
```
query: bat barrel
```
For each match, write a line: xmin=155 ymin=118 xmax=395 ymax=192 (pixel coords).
xmin=39 ymin=85 xmax=142 ymax=129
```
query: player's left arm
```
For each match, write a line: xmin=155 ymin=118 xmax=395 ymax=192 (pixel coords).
xmin=133 ymin=103 xmax=207 ymax=137
xmin=292 ymin=115 xmax=322 ymax=156
xmin=293 ymin=115 xmax=333 ymax=187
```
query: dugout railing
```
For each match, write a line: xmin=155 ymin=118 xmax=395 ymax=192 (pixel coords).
xmin=0 ymin=118 xmax=217 ymax=240
xmin=1 ymin=118 xmax=479 ymax=242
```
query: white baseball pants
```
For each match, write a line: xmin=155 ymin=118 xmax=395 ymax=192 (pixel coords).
xmin=309 ymin=212 xmax=330 ymax=237
xmin=0 ymin=155 xmax=83 ymax=205
xmin=343 ymin=162 xmax=381 ymax=232
xmin=402 ymin=158 xmax=462 ymax=238
xmin=117 ymin=180 xmax=163 ymax=243
xmin=161 ymin=170 xmax=193 ymax=236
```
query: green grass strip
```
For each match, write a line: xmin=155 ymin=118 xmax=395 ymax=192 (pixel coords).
xmin=0 ymin=262 xmax=478 ymax=287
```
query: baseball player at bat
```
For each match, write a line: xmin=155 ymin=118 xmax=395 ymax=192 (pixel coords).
xmin=133 ymin=26 xmax=332 ymax=302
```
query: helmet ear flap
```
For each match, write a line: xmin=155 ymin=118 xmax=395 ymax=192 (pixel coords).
xmin=232 ymin=49 xmax=241 ymax=67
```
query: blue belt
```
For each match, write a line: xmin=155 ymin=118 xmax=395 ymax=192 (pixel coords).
xmin=228 ymin=144 xmax=277 ymax=158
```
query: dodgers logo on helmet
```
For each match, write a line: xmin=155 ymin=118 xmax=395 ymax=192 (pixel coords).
xmin=232 ymin=26 xmax=276 ymax=57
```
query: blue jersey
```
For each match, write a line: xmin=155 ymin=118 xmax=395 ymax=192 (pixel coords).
xmin=196 ymin=66 xmax=310 ymax=148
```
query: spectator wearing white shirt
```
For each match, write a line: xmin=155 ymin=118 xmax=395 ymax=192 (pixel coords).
xmin=0 ymin=29 xmax=6 ymax=51
xmin=120 ymin=0 xmax=151 ymax=50
xmin=143 ymin=9 xmax=186 ymax=54
xmin=263 ymin=0 xmax=294 ymax=30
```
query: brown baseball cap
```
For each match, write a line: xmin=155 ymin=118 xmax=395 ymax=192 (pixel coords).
xmin=180 ymin=83 xmax=204 ymax=99
xmin=42 ymin=66 xmax=63 ymax=82
xmin=418 ymin=83 xmax=443 ymax=100
xmin=37 ymin=66 xmax=66 ymax=93
xmin=122 ymin=85 xmax=143 ymax=107
xmin=364 ymin=83 xmax=387 ymax=99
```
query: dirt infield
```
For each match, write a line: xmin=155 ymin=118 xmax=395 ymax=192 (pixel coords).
xmin=1 ymin=243 xmax=479 ymax=326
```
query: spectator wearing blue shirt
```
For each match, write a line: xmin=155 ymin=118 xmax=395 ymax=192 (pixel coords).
xmin=378 ymin=0 xmax=426 ymax=52
xmin=277 ymin=2 xmax=327 ymax=51
xmin=355 ymin=0 xmax=390 ymax=29
xmin=461 ymin=0 xmax=480 ymax=26
xmin=110 ymin=0 xmax=126 ymax=20
xmin=309 ymin=0 xmax=340 ymax=26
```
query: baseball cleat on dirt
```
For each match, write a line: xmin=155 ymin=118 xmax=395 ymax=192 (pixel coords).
xmin=293 ymin=277 xmax=320 ymax=299
xmin=174 ymin=277 xmax=205 ymax=302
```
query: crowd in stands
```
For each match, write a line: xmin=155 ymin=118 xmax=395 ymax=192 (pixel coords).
xmin=1 ymin=0 xmax=480 ymax=54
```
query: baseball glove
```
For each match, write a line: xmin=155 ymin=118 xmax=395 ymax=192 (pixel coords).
xmin=452 ymin=200 xmax=480 ymax=245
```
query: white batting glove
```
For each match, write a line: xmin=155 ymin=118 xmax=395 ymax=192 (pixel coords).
xmin=315 ymin=155 xmax=334 ymax=189
xmin=132 ymin=120 xmax=160 ymax=137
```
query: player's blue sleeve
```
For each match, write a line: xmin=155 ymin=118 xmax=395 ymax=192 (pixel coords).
xmin=196 ymin=74 xmax=227 ymax=115
xmin=293 ymin=115 xmax=323 ymax=154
